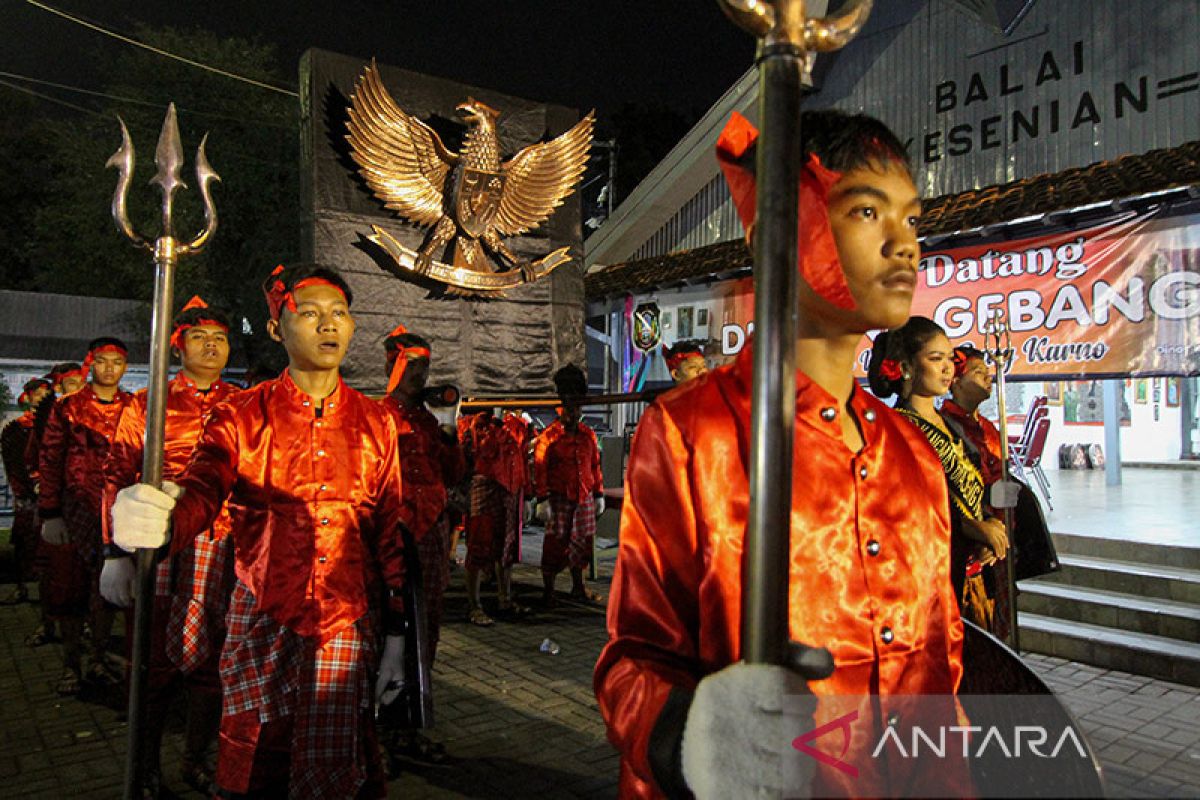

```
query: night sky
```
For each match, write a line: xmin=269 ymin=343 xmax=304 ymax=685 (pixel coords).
xmin=2 ymin=0 xmax=756 ymax=120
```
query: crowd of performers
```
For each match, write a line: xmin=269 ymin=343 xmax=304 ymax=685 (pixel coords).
xmin=0 ymin=268 xmax=606 ymax=798
xmin=0 ymin=106 xmax=1032 ymax=800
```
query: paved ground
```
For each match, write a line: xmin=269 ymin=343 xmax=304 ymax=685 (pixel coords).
xmin=0 ymin=530 xmax=1198 ymax=798
xmin=1042 ymin=468 xmax=1200 ymax=547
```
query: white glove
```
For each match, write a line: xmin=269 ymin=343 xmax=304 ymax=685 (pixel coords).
xmin=594 ymin=495 xmax=606 ymax=517
xmin=375 ymin=634 xmax=406 ymax=706
xmin=536 ymin=499 xmax=551 ymax=524
xmin=40 ymin=517 xmax=69 ymax=545
xmin=112 ymin=482 xmax=180 ymax=552
xmin=430 ymin=400 xmax=460 ymax=429
xmin=989 ymin=480 xmax=1021 ymax=509
xmin=100 ymin=557 xmax=136 ymax=607
xmin=681 ymin=662 xmax=815 ymax=799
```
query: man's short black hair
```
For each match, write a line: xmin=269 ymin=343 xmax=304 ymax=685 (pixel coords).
xmin=173 ymin=304 xmax=232 ymax=332
xmin=801 ymin=108 xmax=911 ymax=177
xmin=88 ymin=336 xmax=128 ymax=353
xmin=664 ymin=339 xmax=705 ymax=359
xmin=264 ymin=263 xmax=354 ymax=307
xmin=47 ymin=362 xmax=81 ymax=379
xmin=23 ymin=378 xmax=52 ymax=394
xmin=553 ymin=364 xmax=588 ymax=399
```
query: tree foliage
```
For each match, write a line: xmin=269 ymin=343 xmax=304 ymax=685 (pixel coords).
xmin=7 ymin=26 xmax=301 ymax=367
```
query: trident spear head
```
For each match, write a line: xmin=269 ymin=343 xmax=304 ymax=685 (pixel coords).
xmin=106 ymin=104 xmax=221 ymax=258
xmin=105 ymin=118 xmax=149 ymax=252
xmin=150 ymin=103 xmax=187 ymax=239
xmin=719 ymin=0 xmax=873 ymax=78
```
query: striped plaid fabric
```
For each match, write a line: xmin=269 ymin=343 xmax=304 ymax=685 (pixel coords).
xmin=220 ymin=582 xmax=376 ymax=799
xmin=161 ymin=533 xmax=235 ymax=674
xmin=466 ymin=476 xmax=521 ymax=569
xmin=417 ymin=515 xmax=449 ymax=661
xmin=541 ymin=492 xmax=596 ymax=573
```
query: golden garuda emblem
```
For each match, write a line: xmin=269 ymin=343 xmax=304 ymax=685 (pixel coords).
xmin=346 ymin=61 xmax=594 ymax=295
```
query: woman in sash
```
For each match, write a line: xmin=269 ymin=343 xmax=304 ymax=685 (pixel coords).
xmin=868 ymin=316 xmax=1008 ymax=631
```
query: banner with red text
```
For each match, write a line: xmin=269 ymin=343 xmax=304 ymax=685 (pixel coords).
xmin=713 ymin=211 xmax=1200 ymax=379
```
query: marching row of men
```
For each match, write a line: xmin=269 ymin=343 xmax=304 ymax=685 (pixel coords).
xmin=2 ymin=104 xmax=1022 ymax=799
xmin=1 ymin=264 xmax=606 ymax=798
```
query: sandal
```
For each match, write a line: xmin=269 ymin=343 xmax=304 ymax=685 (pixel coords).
xmin=85 ymin=657 xmax=122 ymax=687
xmin=25 ymin=624 xmax=58 ymax=647
xmin=180 ymin=759 xmax=215 ymax=795
xmin=56 ymin=667 xmax=82 ymax=696
xmin=393 ymin=731 xmax=451 ymax=767
xmin=569 ymin=588 xmax=606 ymax=605
xmin=467 ymin=607 xmax=495 ymax=627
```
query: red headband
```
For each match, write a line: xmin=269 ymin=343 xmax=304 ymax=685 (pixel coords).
xmin=170 ymin=295 xmax=229 ymax=351
xmin=264 ymin=265 xmax=347 ymax=321
xmin=384 ymin=324 xmax=431 ymax=394
xmin=716 ymin=112 xmax=857 ymax=311
xmin=663 ymin=346 xmax=704 ymax=373
xmin=81 ymin=343 xmax=127 ymax=371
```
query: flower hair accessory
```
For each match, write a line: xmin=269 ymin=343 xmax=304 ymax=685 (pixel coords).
xmin=879 ymin=359 xmax=904 ymax=382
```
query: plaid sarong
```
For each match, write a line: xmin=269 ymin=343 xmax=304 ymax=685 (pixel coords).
xmin=466 ymin=476 xmax=520 ymax=569
xmin=416 ymin=515 xmax=449 ymax=662
xmin=219 ymin=582 xmax=377 ymax=799
xmin=157 ymin=532 xmax=234 ymax=674
xmin=541 ymin=493 xmax=596 ymax=574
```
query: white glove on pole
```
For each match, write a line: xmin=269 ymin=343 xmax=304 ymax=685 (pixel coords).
xmin=594 ymin=495 xmax=606 ymax=517
xmin=536 ymin=499 xmax=551 ymax=524
xmin=375 ymin=634 xmax=406 ymax=706
xmin=40 ymin=517 xmax=69 ymax=545
xmin=989 ymin=480 xmax=1021 ymax=509
xmin=112 ymin=482 xmax=180 ymax=552
xmin=681 ymin=662 xmax=815 ymax=799
xmin=431 ymin=402 xmax=459 ymax=429
xmin=99 ymin=557 xmax=136 ymax=607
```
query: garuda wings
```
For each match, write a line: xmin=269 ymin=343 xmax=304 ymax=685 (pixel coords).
xmin=346 ymin=60 xmax=594 ymax=291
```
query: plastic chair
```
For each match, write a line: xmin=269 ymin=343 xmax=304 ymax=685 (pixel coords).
xmin=1011 ymin=416 xmax=1053 ymax=510
xmin=1007 ymin=396 xmax=1047 ymax=449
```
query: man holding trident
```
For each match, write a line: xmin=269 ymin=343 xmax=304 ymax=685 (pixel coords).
xmin=596 ymin=2 xmax=972 ymax=797
xmin=112 ymin=263 xmax=410 ymax=798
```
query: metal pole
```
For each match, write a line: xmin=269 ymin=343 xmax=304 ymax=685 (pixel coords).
xmin=742 ymin=42 xmax=802 ymax=665
xmin=717 ymin=0 xmax=873 ymax=665
xmin=1103 ymin=379 xmax=1123 ymax=486
xmin=125 ymin=242 xmax=175 ymax=798
xmin=107 ymin=104 xmax=219 ymax=799
xmin=985 ymin=310 xmax=1019 ymax=651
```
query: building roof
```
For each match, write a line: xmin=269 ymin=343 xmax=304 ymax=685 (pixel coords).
xmin=0 ymin=290 xmax=151 ymax=363
xmin=585 ymin=140 xmax=1200 ymax=301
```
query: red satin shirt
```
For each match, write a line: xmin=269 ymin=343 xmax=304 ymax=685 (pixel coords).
xmin=532 ymin=418 xmax=603 ymax=503
xmin=170 ymin=371 xmax=407 ymax=644
xmin=462 ymin=412 xmax=528 ymax=495
xmin=1 ymin=414 xmax=36 ymax=500
xmin=594 ymin=348 xmax=966 ymax=798
xmin=941 ymin=399 xmax=1004 ymax=486
xmin=103 ymin=373 xmax=241 ymax=544
xmin=38 ymin=384 xmax=132 ymax=520
xmin=379 ymin=396 xmax=465 ymax=539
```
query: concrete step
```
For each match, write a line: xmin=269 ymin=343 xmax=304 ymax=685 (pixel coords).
xmin=1017 ymin=580 xmax=1200 ymax=640
xmin=1018 ymin=613 xmax=1200 ymax=687
xmin=1051 ymin=532 xmax=1200 ymax=571
xmin=1039 ymin=554 xmax=1200 ymax=604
